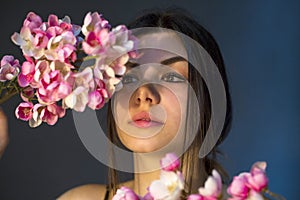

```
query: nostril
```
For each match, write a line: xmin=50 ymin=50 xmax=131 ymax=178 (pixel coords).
xmin=136 ymin=97 xmax=153 ymax=103
xmin=132 ymin=84 xmax=160 ymax=105
xmin=146 ymin=97 xmax=152 ymax=103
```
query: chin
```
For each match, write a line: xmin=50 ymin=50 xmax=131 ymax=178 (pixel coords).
xmin=122 ymin=139 xmax=163 ymax=153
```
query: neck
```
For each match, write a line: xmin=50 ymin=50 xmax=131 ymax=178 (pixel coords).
xmin=133 ymin=170 xmax=160 ymax=197
xmin=132 ymin=153 xmax=162 ymax=197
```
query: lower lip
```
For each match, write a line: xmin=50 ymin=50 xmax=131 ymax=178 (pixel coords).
xmin=130 ymin=120 xmax=163 ymax=128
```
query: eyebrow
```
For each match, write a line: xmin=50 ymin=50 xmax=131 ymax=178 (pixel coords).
xmin=161 ymin=56 xmax=187 ymax=65
xmin=126 ymin=56 xmax=187 ymax=68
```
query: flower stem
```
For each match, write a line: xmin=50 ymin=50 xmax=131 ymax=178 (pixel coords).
xmin=0 ymin=82 xmax=3 ymax=96
xmin=0 ymin=90 xmax=18 ymax=105
xmin=264 ymin=189 xmax=286 ymax=200
xmin=82 ymin=55 xmax=98 ymax=62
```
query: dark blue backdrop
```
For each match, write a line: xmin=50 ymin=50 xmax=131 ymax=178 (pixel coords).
xmin=0 ymin=0 xmax=298 ymax=199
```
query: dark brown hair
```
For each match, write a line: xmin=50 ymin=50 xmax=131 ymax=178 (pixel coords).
xmin=107 ymin=7 xmax=232 ymax=196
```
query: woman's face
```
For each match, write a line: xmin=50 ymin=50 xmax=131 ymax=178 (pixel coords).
xmin=113 ymin=31 xmax=189 ymax=153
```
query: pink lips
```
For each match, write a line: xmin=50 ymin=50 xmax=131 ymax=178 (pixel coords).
xmin=130 ymin=111 xmax=163 ymax=128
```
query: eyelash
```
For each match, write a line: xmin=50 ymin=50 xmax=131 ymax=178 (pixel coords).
xmin=122 ymin=74 xmax=138 ymax=84
xmin=161 ymin=72 xmax=186 ymax=83
xmin=122 ymin=72 xmax=186 ymax=84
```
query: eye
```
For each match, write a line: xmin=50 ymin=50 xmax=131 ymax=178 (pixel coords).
xmin=161 ymin=72 xmax=186 ymax=83
xmin=122 ymin=74 xmax=138 ymax=84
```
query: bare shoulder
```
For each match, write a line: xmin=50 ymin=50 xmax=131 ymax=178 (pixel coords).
xmin=120 ymin=180 xmax=133 ymax=188
xmin=57 ymin=184 xmax=107 ymax=200
xmin=56 ymin=180 xmax=134 ymax=200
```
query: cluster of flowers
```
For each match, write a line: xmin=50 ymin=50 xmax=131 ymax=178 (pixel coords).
xmin=112 ymin=153 xmax=285 ymax=200
xmin=0 ymin=12 xmax=137 ymax=127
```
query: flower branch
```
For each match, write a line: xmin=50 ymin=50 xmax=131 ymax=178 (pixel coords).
xmin=112 ymin=153 xmax=286 ymax=200
xmin=0 ymin=11 xmax=137 ymax=127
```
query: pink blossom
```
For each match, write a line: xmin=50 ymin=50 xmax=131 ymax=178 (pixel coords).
xmin=128 ymin=50 xmax=139 ymax=59
xmin=49 ymin=60 xmax=73 ymax=77
xmin=93 ymin=63 xmax=104 ymax=80
xmin=20 ymin=87 xmax=35 ymax=102
xmin=227 ymin=173 xmax=250 ymax=199
xmin=87 ymin=88 xmax=108 ymax=110
xmin=187 ymin=194 xmax=204 ymax=200
xmin=11 ymin=26 xmax=45 ymax=59
xmin=59 ymin=16 xmax=75 ymax=32
xmin=160 ymin=153 xmax=180 ymax=172
xmin=198 ymin=169 xmax=222 ymax=200
xmin=29 ymin=103 xmax=45 ymax=127
xmin=18 ymin=59 xmax=36 ymax=87
xmin=246 ymin=190 xmax=263 ymax=200
xmin=45 ymin=25 xmax=64 ymax=37
xmin=15 ymin=102 xmax=34 ymax=121
xmin=106 ymin=76 xmax=122 ymax=97
xmin=48 ymin=14 xmax=59 ymax=27
xmin=44 ymin=31 xmax=77 ymax=62
xmin=13 ymin=13 xmax=78 ymax=63
xmin=227 ymin=197 xmax=244 ymax=200
xmin=127 ymin=33 xmax=140 ymax=59
xmin=246 ymin=162 xmax=268 ymax=192
xmin=37 ymin=70 xmax=72 ymax=104
xmin=42 ymin=103 xmax=65 ymax=125
xmin=149 ymin=171 xmax=184 ymax=200
xmin=112 ymin=186 xmax=139 ymax=200
xmin=62 ymin=67 xmax=93 ymax=112
xmin=0 ymin=64 xmax=19 ymax=81
xmin=23 ymin=12 xmax=42 ymax=31
xmin=94 ymin=63 xmax=122 ymax=97
xmin=86 ymin=70 xmax=109 ymax=110
xmin=18 ymin=59 xmax=54 ymax=88
xmin=110 ymin=25 xmax=135 ymax=54
xmin=32 ymin=29 xmax=48 ymax=49
xmin=82 ymin=12 xmax=110 ymax=36
xmin=127 ymin=33 xmax=139 ymax=59
xmin=63 ymin=86 xmax=89 ymax=112
xmin=102 ymin=26 xmax=136 ymax=71
xmin=94 ymin=63 xmax=115 ymax=79
xmin=82 ymin=28 xmax=111 ymax=55
xmin=141 ymin=192 xmax=153 ymax=200
xmin=12 ymin=12 xmax=78 ymax=62
xmin=1 ymin=55 xmax=20 ymax=67
xmin=0 ymin=55 xmax=20 ymax=81
xmin=32 ymin=60 xmax=52 ymax=87
xmin=45 ymin=14 xmax=73 ymax=32
xmin=109 ymin=54 xmax=129 ymax=76
xmin=72 ymin=66 xmax=94 ymax=89
xmin=28 ymin=103 xmax=65 ymax=127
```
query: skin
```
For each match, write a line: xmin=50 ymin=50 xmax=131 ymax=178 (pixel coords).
xmin=117 ymin=46 xmax=189 ymax=196
xmin=0 ymin=107 xmax=9 ymax=159
xmin=115 ymin=49 xmax=188 ymax=153
xmin=114 ymin=31 xmax=188 ymax=155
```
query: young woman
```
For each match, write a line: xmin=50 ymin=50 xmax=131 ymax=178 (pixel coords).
xmin=57 ymin=8 xmax=232 ymax=200
xmin=1 ymin=7 xmax=232 ymax=200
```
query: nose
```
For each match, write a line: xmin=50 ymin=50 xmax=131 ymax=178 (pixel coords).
xmin=131 ymin=84 xmax=161 ymax=106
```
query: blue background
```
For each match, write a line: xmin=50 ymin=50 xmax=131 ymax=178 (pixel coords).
xmin=0 ymin=0 xmax=298 ymax=199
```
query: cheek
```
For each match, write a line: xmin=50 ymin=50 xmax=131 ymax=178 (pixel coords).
xmin=159 ymin=89 xmax=182 ymax=135
xmin=161 ymin=87 xmax=185 ymax=120
xmin=163 ymin=96 xmax=181 ymax=122
xmin=115 ymin=126 xmax=127 ymax=146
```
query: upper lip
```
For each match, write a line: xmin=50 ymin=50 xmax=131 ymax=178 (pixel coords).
xmin=131 ymin=111 xmax=162 ymax=123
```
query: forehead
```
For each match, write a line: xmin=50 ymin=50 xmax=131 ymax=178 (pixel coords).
xmin=132 ymin=31 xmax=188 ymax=64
